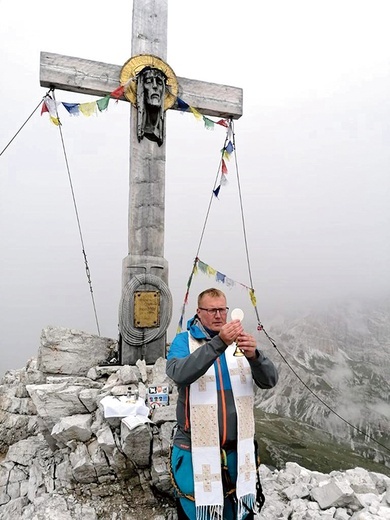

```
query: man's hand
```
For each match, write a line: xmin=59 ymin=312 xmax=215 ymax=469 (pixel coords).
xmin=236 ymin=332 xmax=258 ymax=360
xmin=219 ymin=320 xmax=243 ymax=346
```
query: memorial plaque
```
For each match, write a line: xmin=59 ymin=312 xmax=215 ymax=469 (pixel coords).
xmin=134 ymin=291 xmax=160 ymax=328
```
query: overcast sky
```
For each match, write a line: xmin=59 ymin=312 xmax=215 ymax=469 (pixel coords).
xmin=1 ymin=0 xmax=390 ymax=376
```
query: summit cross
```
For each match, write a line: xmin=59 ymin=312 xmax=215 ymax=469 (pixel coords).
xmin=39 ymin=0 xmax=243 ymax=365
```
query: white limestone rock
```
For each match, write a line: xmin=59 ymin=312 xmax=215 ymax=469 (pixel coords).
xmin=151 ymin=404 xmax=176 ymax=425
xmin=86 ymin=365 xmax=119 ymax=381
xmin=118 ymin=365 xmax=140 ymax=385
xmin=0 ymin=496 xmax=29 ymax=520
xmin=151 ymin=357 xmax=170 ymax=385
xmin=78 ymin=388 xmax=100 ymax=412
xmin=284 ymin=481 xmax=311 ymax=500
xmin=2 ymin=326 xmax=390 ymax=520
xmin=87 ymin=439 xmax=112 ymax=478
xmin=26 ymin=383 xmax=89 ymax=430
xmin=38 ymin=327 xmax=116 ymax=376
xmin=311 ymin=478 xmax=355 ymax=509
xmin=335 ymin=507 xmax=351 ymax=520
xmin=69 ymin=443 xmax=97 ymax=484
xmin=120 ymin=422 xmax=152 ymax=468
xmin=136 ymin=359 xmax=148 ymax=383
xmin=51 ymin=414 xmax=93 ymax=445
xmin=5 ymin=436 xmax=48 ymax=467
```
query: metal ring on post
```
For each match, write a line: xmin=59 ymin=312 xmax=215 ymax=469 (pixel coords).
xmin=119 ymin=274 xmax=173 ymax=346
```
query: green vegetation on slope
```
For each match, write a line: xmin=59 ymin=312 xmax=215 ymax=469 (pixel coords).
xmin=254 ymin=408 xmax=390 ymax=477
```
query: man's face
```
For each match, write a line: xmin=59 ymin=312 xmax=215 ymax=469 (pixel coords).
xmin=197 ymin=294 xmax=228 ymax=332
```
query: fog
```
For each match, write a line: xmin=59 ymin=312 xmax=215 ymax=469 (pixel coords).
xmin=1 ymin=0 xmax=390 ymax=377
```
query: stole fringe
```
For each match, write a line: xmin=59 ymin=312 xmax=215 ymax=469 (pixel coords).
xmin=194 ymin=495 xmax=255 ymax=520
xmin=237 ymin=493 xmax=256 ymax=520
xmin=195 ymin=504 xmax=223 ymax=520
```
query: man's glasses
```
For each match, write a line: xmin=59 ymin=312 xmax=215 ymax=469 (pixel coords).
xmin=198 ymin=307 xmax=229 ymax=316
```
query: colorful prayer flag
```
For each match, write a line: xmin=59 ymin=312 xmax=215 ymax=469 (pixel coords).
xmin=97 ymin=96 xmax=110 ymax=112
xmin=216 ymin=271 xmax=226 ymax=283
xmin=62 ymin=103 xmax=80 ymax=116
xmin=42 ymin=96 xmax=60 ymax=125
xmin=79 ymin=102 xmax=97 ymax=117
xmin=217 ymin=119 xmax=229 ymax=127
xmin=111 ymin=85 xmax=125 ymax=99
xmin=221 ymin=159 xmax=228 ymax=174
xmin=225 ymin=141 xmax=234 ymax=154
xmin=203 ymin=117 xmax=214 ymax=130
xmin=190 ymin=106 xmax=203 ymax=120
xmin=177 ymin=98 xmax=190 ymax=111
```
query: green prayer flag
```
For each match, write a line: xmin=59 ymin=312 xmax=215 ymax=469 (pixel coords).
xmin=97 ymin=95 xmax=110 ymax=112
xmin=203 ymin=117 xmax=214 ymax=130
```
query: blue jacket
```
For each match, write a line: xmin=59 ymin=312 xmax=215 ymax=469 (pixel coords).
xmin=166 ymin=316 xmax=278 ymax=450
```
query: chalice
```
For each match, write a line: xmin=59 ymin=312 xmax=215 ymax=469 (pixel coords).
xmin=231 ymin=308 xmax=244 ymax=357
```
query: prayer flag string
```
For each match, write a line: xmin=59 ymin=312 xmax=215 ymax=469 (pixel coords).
xmin=213 ymin=128 xmax=235 ymax=198
xmin=41 ymin=89 xmax=235 ymax=196
xmin=176 ymin=256 xmax=257 ymax=334
xmin=40 ymin=91 xmax=230 ymax=131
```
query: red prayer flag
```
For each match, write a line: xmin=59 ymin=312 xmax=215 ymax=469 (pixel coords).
xmin=221 ymin=159 xmax=228 ymax=174
xmin=216 ymin=119 xmax=228 ymax=127
xmin=111 ymin=85 xmax=125 ymax=99
xmin=41 ymin=101 xmax=49 ymax=115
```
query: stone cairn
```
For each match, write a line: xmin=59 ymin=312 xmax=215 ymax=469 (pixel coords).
xmin=1 ymin=327 xmax=390 ymax=519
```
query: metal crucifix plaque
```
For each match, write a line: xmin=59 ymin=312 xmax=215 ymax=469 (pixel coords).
xmin=120 ymin=54 xmax=178 ymax=146
xmin=134 ymin=291 xmax=160 ymax=328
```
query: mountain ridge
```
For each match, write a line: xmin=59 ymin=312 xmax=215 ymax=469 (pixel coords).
xmin=254 ymin=294 xmax=390 ymax=469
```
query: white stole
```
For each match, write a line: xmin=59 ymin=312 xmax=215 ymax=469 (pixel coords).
xmin=188 ymin=333 xmax=257 ymax=520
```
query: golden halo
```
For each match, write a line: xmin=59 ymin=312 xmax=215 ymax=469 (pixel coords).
xmin=120 ymin=54 xmax=178 ymax=111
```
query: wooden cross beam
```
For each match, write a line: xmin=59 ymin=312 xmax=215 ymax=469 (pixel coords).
xmin=39 ymin=0 xmax=243 ymax=365
xmin=40 ymin=52 xmax=243 ymax=120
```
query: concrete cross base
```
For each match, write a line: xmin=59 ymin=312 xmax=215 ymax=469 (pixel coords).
xmin=119 ymin=254 xmax=172 ymax=365
xmin=120 ymin=336 xmax=167 ymax=366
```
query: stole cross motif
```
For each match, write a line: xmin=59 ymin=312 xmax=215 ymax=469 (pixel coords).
xmin=194 ymin=464 xmax=221 ymax=493
xmin=239 ymin=453 xmax=256 ymax=482
xmin=197 ymin=374 xmax=215 ymax=392
xmin=229 ymin=358 xmax=251 ymax=384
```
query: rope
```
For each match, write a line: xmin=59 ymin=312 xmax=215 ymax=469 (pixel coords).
xmin=119 ymin=273 xmax=173 ymax=346
xmin=193 ymin=127 xmax=231 ymax=259
xmin=178 ymin=118 xmax=390 ymax=460
xmin=0 ymin=94 xmax=50 ymax=157
xmin=176 ymin=124 xmax=233 ymax=331
xmin=51 ymin=91 xmax=101 ymax=336
xmin=230 ymin=120 xmax=255 ymax=291
xmin=1 ymin=90 xmax=101 ymax=335
xmin=167 ymin=444 xmax=195 ymax=502
xmin=259 ymin=326 xmax=390 ymax=455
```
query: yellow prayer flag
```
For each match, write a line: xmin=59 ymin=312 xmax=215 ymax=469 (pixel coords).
xmin=206 ymin=266 xmax=216 ymax=277
xmin=79 ymin=102 xmax=97 ymax=117
xmin=49 ymin=115 xmax=60 ymax=126
xmin=190 ymin=106 xmax=203 ymax=121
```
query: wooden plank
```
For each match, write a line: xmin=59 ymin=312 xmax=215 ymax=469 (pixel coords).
xmin=40 ymin=51 xmax=243 ymax=119
xmin=132 ymin=0 xmax=168 ymax=60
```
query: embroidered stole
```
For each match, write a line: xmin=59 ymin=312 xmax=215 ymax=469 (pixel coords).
xmin=188 ymin=333 xmax=256 ymax=520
